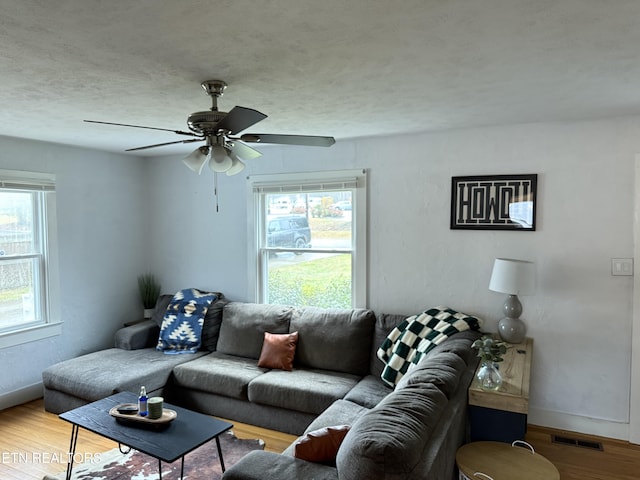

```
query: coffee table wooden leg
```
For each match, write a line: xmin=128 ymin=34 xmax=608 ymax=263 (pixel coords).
xmin=216 ymin=436 xmax=226 ymax=472
xmin=65 ymin=424 xmax=79 ymax=480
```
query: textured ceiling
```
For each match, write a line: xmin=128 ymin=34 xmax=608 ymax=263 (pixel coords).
xmin=2 ymin=0 xmax=640 ymax=156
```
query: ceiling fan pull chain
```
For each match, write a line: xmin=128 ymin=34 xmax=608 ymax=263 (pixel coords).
xmin=213 ymin=171 xmax=219 ymax=212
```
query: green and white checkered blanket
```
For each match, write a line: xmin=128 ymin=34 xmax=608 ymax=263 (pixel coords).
xmin=377 ymin=306 xmax=482 ymax=388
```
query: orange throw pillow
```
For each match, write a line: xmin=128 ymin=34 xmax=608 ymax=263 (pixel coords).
xmin=257 ymin=331 xmax=299 ymax=371
xmin=293 ymin=425 xmax=351 ymax=465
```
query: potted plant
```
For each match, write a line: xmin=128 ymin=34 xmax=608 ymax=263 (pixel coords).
xmin=472 ymin=335 xmax=509 ymax=391
xmin=138 ymin=274 xmax=161 ymax=319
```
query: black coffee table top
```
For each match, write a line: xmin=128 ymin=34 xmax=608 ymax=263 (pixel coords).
xmin=60 ymin=391 xmax=233 ymax=463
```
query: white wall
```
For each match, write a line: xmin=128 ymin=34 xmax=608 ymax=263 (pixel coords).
xmin=147 ymin=117 xmax=639 ymax=439
xmin=0 ymin=136 xmax=147 ymax=407
xmin=1 ymin=115 xmax=635 ymax=438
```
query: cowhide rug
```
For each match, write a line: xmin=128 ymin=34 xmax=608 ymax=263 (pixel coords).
xmin=43 ymin=430 xmax=264 ymax=480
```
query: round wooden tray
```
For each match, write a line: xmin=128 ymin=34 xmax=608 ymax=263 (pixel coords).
xmin=109 ymin=403 xmax=177 ymax=424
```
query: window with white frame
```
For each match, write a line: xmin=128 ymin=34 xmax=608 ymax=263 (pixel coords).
xmin=250 ymin=170 xmax=367 ymax=309
xmin=0 ymin=169 xmax=59 ymax=343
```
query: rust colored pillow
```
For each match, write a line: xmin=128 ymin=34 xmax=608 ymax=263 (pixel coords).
xmin=257 ymin=331 xmax=299 ymax=371
xmin=293 ymin=425 xmax=351 ymax=465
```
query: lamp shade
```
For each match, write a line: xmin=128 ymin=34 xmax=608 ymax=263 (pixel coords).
xmin=183 ymin=146 xmax=209 ymax=174
xmin=226 ymin=153 xmax=245 ymax=176
xmin=489 ymin=258 xmax=535 ymax=295
xmin=209 ymin=145 xmax=233 ymax=173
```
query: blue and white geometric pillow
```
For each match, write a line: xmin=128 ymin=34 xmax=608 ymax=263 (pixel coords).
xmin=156 ymin=288 xmax=217 ymax=354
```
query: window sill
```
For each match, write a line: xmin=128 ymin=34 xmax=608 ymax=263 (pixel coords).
xmin=0 ymin=322 xmax=63 ymax=349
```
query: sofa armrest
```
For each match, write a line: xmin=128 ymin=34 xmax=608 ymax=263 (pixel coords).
xmin=222 ymin=451 xmax=338 ymax=480
xmin=114 ymin=320 xmax=159 ymax=350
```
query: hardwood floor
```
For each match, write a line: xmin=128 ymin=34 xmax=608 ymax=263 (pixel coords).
xmin=525 ymin=425 xmax=640 ymax=480
xmin=1 ymin=399 xmax=640 ymax=479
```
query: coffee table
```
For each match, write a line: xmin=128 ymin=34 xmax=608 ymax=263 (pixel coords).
xmin=59 ymin=391 xmax=233 ymax=480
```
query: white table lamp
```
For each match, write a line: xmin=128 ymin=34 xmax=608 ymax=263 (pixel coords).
xmin=489 ymin=258 xmax=535 ymax=343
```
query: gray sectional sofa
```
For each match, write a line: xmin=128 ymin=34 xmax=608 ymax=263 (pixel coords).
xmin=42 ymin=298 xmax=481 ymax=479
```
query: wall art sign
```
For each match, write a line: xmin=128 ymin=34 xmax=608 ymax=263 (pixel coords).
xmin=450 ymin=174 xmax=537 ymax=231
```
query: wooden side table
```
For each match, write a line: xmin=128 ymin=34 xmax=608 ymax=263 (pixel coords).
xmin=456 ymin=441 xmax=559 ymax=480
xmin=468 ymin=337 xmax=533 ymax=442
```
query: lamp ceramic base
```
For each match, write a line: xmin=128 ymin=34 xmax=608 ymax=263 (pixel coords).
xmin=498 ymin=317 xmax=526 ymax=344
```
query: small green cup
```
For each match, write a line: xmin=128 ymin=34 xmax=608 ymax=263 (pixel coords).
xmin=147 ymin=396 xmax=163 ymax=419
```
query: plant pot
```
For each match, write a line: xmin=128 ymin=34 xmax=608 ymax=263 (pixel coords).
xmin=143 ymin=308 xmax=155 ymax=319
xmin=477 ymin=361 xmax=503 ymax=391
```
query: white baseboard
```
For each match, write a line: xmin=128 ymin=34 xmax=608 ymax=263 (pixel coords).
xmin=0 ymin=382 xmax=43 ymax=411
xmin=529 ymin=406 xmax=630 ymax=441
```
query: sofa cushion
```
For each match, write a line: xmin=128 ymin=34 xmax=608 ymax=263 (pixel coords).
xmin=151 ymin=294 xmax=174 ymax=327
xmin=156 ymin=289 xmax=218 ymax=354
xmin=223 ymin=451 xmax=339 ymax=480
xmin=335 ymin=383 xmax=448 ymax=480
xmin=293 ymin=425 xmax=351 ymax=466
xmin=257 ymin=331 xmax=299 ymax=371
xmin=171 ymin=351 xmax=268 ymax=400
xmin=343 ymin=375 xmax=392 ymax=409
xmin=395 ymin=351 xmax=466 ymax=399
xmin=42 ymin=348 xmax=207 ymax=402
xmin=217 ymin=303 xmax=294 ymax=359
xmin=201 ymin=296 xmax=228 ymax=351
xmin=290 ymin=307 xmax=375 ymax=376
xmin=152 ymin=293 xmax=226 ymax=351
xmin=248 ymin=369 xmax=360 ymax=415
xmin=304 ymin=399 xmax=369 ymax=434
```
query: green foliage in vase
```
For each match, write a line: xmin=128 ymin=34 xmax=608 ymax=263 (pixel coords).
xmin=137 ymin=274 xmax=161 ymax=309
xmin=472 ymin=335 xmax=509 ymax=363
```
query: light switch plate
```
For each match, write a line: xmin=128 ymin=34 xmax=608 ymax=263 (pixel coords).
xmin=612 ymin=258 xmax=633 ymax=276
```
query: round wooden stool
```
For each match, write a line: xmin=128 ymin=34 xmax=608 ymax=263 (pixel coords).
xmin=456 ymin=441 xmax=560 ymax=480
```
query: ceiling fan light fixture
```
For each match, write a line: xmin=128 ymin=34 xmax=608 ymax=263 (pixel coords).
xmin=183 ymin=146 xmax=209 ymax=174
xmin=208 ymin=144 xmax=233 ymax=173
xmin=226 ymin=154 xmax=246 ymax=176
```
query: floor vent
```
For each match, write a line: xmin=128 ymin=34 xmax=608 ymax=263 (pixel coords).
xmin=551 ymin=434 xmax=603 ymax=451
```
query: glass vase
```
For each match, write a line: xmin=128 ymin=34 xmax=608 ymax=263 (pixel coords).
xmin=477 ymin=361 xmax=503 ymax=391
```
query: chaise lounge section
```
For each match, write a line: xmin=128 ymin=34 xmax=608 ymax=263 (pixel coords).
xmin=42 ymin=293 xmax=228 ymax=414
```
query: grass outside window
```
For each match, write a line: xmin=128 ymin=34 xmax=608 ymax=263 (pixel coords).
xmin=268 ymin=254 xmax=351 ymax=308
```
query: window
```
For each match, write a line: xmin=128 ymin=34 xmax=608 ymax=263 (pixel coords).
xmin=0 ymin=169 xmax=60 ymax=347
xmin=250 ymin=170 xmax=367 ymax=309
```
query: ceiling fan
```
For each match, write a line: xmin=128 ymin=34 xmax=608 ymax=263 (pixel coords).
xmin=85 ymin=80 xmax=336 ymax=176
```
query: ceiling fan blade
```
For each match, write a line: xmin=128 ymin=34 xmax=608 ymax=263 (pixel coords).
xmin=216 ymin=106 xmax=267 ymax=134
xmin=126 ymin=138 xmax=203 ymax=152
xmin=228 ymin=140 xmax=262 ymax=160
xmin=84 ymin=120 xmax=199 ymax=137
xmin=240 ymin=133 xmax=335 ymax=147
